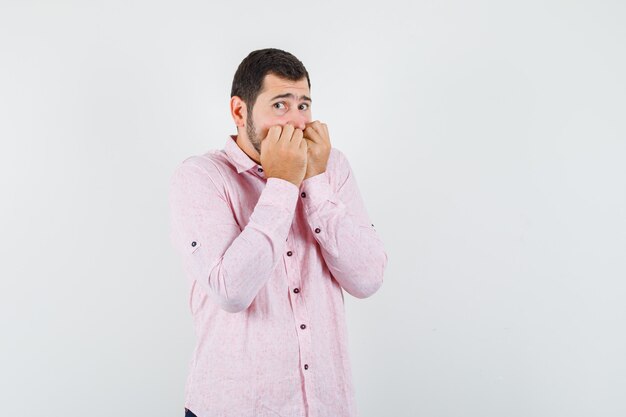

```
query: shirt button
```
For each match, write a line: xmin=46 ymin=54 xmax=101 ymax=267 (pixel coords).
xmin=314 ymin=228 xmax=321 ymax=233
xmin=287 ymin=251 xmax=293 ymax=256
xmin=304 ymin=364 xmax=309 ymax=370
xmin=191 ymin=241 xmax=197 ymax=247
xmin=371 ymin=223 xmax=375 ymax=227
xmin=300 ymin=324 xmax=306 ymax=329
xmin=300 ymin=192 xmax=306 ymax=198
xmin=293 ymin=288 xmax=300 ymax=293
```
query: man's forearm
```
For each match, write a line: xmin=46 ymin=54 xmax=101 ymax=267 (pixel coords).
xmin=170 ymin=161 xmax=300 ymax=313
xmin=299 ymin=170 xmax=388 ymax=298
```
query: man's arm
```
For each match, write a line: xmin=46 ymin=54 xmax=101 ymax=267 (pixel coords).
xmin=168 ymin=158 xmax=299 ymax=313
xmin=299 ymin=149 xmax=388 ymax=298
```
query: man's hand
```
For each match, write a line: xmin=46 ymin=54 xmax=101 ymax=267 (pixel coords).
xmin=260 ymin=124 xmax=308 ymax=188
xmin=303 ymin=121 xmax=331 ymax=180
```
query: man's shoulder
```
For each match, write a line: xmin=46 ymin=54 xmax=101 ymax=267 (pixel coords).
xmin=173 ymin=148 xmax=234 ymax=179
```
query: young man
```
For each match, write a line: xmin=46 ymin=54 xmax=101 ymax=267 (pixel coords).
xmin=169 ymin=48 xmax=388 ymax=417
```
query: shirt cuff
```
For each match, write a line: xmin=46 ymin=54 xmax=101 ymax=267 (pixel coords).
xmin=300 ymin=171 xmax=333 ymax=214
xmin=257 ymin=177 xmax=300 ymax=212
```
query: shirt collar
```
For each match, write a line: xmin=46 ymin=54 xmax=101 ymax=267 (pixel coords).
xmin=224 ymin=134 xmax=260 ymax=174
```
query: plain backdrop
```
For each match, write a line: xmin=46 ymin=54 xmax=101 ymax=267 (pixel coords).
xmin=1 ymin=1 xmax=625 ymax=416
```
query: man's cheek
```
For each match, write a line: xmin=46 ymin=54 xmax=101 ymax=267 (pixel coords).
xmin=259 ymin=126 xmax=272 ymax=140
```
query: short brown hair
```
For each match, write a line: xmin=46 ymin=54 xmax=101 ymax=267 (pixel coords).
xmin=230 ymin=48 xmax=311 ymax=114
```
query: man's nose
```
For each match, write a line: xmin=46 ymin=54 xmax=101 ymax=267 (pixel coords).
xmin=284 ymin=115 xmax=308 ymax=131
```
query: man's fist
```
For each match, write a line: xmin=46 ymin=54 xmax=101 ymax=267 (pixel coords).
xmin=260 ymin=124 xmax=308 ymax=188
xmin=302 ymin=121 xmax=331 ymax=180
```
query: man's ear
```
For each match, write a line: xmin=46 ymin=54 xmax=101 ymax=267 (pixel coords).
xmin=230 ymin=96 xmax=247 ymax=128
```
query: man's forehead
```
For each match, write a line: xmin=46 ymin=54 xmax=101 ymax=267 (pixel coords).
xmin=261 ymin=74 xmax=310 ymax=99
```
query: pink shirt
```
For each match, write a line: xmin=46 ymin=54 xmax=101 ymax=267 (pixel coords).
xmin=168 ymin=134 xmax=388 ymax=417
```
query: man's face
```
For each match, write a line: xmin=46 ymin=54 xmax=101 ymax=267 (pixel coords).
xmin=245 ymin=73 xmax=312 ymax=155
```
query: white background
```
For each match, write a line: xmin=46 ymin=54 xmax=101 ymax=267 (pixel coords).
xmin=1 ymin=1 xmax=625 ymax=416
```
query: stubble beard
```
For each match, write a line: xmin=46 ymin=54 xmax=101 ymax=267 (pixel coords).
xmin=246 ymin=110 xmax=262 ymax=156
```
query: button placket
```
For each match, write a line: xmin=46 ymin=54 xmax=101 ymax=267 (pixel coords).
xmin=287 ymin=268 xmax=313 ymax=386
xmin=292 ymin=294 xmax=313 ymax=380
xmin=284 ymin=216 xmax=314 ymax=393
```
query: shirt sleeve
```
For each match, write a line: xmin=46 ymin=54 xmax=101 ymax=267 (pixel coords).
xmin=299 ymin=149 xmax=388 ymax=299
xmin=168 ymin=158 xmax=299 ymax=313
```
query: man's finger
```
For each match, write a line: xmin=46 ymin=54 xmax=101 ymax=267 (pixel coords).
xmin=280 ymin=124 xmax=296 ymax=143
xmin=266 ymin=125 xmax=282 ymax=143
xmin=304 ymin=125 xmax=323 ymax=143
xmin=291 ymin=128 xmax=304 ymax=145
xmin=306 ymin=121 xmax=329 ymax=142
xmin=321 ymin=123 xmax=329 ymax=139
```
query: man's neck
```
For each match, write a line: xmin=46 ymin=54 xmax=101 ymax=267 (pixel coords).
xmin=235 ymin=134 xmax=261 ymax=165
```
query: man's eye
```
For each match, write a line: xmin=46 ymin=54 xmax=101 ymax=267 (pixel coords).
xmin=299 ymin=103 xmax=310 ymax=110
xmin=273 ymin=102 xmax=286 ymax=109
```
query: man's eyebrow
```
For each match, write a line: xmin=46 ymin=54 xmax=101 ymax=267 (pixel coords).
xmin=270 ymin=93 xmax=312 ymax=103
